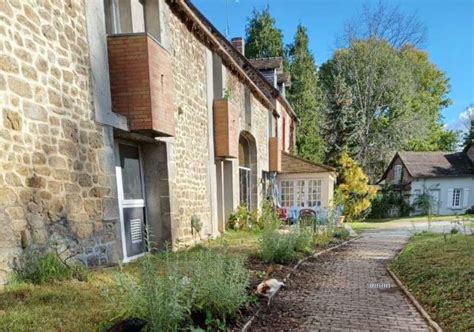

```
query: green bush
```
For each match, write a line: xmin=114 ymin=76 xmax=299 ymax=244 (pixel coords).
xmin=227 ymin=204 xmax=258 ymax=230
xmin=110 ymin=253 xmax=192 ymax=331
xmin=12 ymin=251 xmax=88 ymax=285
xmin=190 ymin=251 xmax=249 ymax=326
xmin=108 ymin=250 xmax=249 ymax=330
xmin=369 ymin=185 xmax=412 ymax=218
xmin=260 ymin=228 xmax=298 ymax=264
xmin=260 ymin=223 xmax=315 ymax=264
xmin=293 ymin=227 xmax=315 ymax=253
xmin=333 ymin=227 xmax=350 ymax=240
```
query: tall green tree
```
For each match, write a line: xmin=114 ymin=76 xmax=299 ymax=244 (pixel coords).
xmin=287 ymin=25 xmax=325 ymax=162
xmin=320 ymin=39 xmax=415 ymax=180
xmin=245 ymin=7 xmax=284 ymax=59
xmin=401 ymin=46 xmax=457 ymax=151
xmin=320 ymin=39 xmax=455 ymax=181
xmin=321 ymin=75 xmax=356 ymax=165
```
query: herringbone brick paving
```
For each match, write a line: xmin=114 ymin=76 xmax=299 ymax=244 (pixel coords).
xmin=250 ymin=231 xmax=431 ymax=331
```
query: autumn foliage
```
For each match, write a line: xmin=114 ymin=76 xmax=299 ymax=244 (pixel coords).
xmin=336 ymin=152 xmax=377 ymax=221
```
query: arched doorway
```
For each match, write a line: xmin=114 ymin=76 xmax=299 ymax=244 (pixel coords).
xmin=239 ymin=132 xmax=257 ymax=210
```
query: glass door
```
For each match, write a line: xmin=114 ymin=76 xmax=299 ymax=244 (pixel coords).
xmin=116 ymin=143 xmax=146 ymax=260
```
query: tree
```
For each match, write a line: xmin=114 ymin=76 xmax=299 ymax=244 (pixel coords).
xmin=336 ymin=152 xmax=377 ymax=222
xmin=245 ymin=6 xmax=284 ymax=59
xmin=342 ymin=0 xmax=426 ymax=49
xmin=320 ymin=39 xmax=454 ymax=180
xmin=287 ymin=25 xmax=325 ymax=162
xmin=462 ymin=105 xmax=474 ymax=147
xmin=320 ymin=39 xmax=416 ymax=180
xmin=400 ymin=46 xmax=457 ymax=152
xmin=321 ymin=74 xmax=356 ymax=165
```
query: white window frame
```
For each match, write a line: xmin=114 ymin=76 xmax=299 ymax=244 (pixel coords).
xmin=279 ymin=178 xmax=322 ymax=208
xmin=452 ymin=188 xmax=462 ymax=208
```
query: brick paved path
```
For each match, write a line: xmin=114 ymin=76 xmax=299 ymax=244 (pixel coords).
xmin=250 ymin=230 xmax=431 ymax=331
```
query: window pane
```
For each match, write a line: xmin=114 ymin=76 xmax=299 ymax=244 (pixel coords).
xmin=307 ymin=179 xmax=322 ymax=207
xmin=280 ymin=180 xmax=294 ymax=207
xmin=239 ymin=168 xmax=250 ymax=205
xmin=120 ymin=144 xmax=143 ymax=200
xmin=453 ymin=189 xmax=462 ymax=207
xmin=296 ymin=180 xmax=305 ymax=207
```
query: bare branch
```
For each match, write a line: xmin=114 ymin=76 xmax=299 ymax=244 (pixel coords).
xmin=342 ymin=0 xmax=427 ymax=49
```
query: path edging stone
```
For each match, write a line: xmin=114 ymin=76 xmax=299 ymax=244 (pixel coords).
xmin=387 ymin=266 xmax=443 ymax=332
xmin=241 ymin=236 xmax=361 ymax=332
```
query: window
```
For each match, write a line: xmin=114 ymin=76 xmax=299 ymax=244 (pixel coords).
xmin=452 ymin=189 xmax=462 ymax=208
xmin=307 ymin=179 xmax=322 ymax=207
xmin=105 ymin=0 xmax=145 ymax=35
xmin=244 ymin=87 xmax=251 ymax=126
xmin=280 ymin=180 xmax=294 ymax=207
xmin=393 ymin=164 xmax=402 ymax=184
xmin=104 ymin=0 xmax=162 ymax=42
xmin=295 ymin=180 xmax=306 ymax=207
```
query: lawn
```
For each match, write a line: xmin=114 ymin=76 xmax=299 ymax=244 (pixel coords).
xmin=350 ymin=214 xmax=474 ymax=233
xmin=0 ymin=231 xmax=259 ymax=332
xmin=390 ymin=232 xmax=474 ymax=331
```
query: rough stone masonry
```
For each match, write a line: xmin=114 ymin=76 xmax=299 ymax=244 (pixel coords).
xmin=0 ymin=0 xmax=120 ymax=283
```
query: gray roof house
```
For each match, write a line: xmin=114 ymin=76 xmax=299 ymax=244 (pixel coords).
xmin=379 ymin=143 xmax=474 ymax=215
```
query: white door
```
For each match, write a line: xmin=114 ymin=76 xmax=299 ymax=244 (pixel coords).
xmin=115 ymin=143 xmax=146 ymax=261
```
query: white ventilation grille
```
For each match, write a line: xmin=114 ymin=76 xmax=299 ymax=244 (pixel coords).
xmin=130 ymin=219 xmax=142 ymax=244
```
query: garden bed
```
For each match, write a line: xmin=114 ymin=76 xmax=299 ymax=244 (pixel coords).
xmin=0 ymin=224 xmax=351 ymax=331
xmin=390 ymin=232 xmax=474 ymax=331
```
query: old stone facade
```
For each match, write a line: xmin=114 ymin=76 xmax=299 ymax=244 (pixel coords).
xmin=0 ymin=0 xmax=120 ymax=283
xmin=0 ymin=0 xmax=335 ymax=284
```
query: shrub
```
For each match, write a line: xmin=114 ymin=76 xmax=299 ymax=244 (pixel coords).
xmin=260 ymin=223 xmax=315 ymax=264
xmin=336 ymin=152 xmax=377 ymax=221
xmin=12 ymin=250 xmax=88 ymax=284
xmin=293 ymin=227 xmax=315 ymax=254
xmin=260 ymin=228 xmax=298 ymax=264
xmin=110 ymin=253 xmax=192 ymax=331
xmin=333 ymin=227 xmax=350 ymax=240
xmin=227 ymin=204 xmax=258 ymax=230
xmin=190 ymin=251 xmax=249 ymax=326
xmin=369 ymin=186 xmax=412 ymax=218
xmin=107 ymin=250 xmax=249 ymax=330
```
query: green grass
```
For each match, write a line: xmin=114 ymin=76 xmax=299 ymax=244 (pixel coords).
xmin=0 ymin=230 xmax=260 ymax=331
xmin=390 ymin=232 xmax=474 ymax=331
xmin=0 ymin=227 xmax=345 ymax=331
xmin=350 ymin=214 xmax=474 ymax=233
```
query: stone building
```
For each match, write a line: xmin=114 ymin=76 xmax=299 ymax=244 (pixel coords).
xmin=0 ymin=0 xmax=335 ymax=284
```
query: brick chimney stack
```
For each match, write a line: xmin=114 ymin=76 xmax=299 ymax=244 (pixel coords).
xmin=231 ymin=37 xmax=245 ymax=55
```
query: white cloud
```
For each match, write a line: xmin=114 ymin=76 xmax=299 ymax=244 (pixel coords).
xmin=445 ymin=105 xmax=474 ymax=133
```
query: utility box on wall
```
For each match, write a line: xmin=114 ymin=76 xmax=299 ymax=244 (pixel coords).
xmin=269 ymin=137 xmax=282 ymax=172
xmin=213 ymin=99 xmax=238 ymax=158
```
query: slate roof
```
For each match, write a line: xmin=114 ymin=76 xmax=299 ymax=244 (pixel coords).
xmin=248 ymin=57 xmax=284 ymax=71
xmin=281 ymin=152 xmax=336 ymax=174
xmin=397 ymin=151 xmax=473 ymax=178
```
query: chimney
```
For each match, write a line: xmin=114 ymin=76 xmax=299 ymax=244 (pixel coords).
xmin=231 ymin=37 xmax=245 ymax=55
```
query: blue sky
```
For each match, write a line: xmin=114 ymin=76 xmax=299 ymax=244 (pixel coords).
xmin=192 ymin=0 xmax=474 ymax=131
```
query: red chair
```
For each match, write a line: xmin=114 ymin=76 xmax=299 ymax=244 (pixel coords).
xmin=276 ymin=208 xmax=288 ymax=222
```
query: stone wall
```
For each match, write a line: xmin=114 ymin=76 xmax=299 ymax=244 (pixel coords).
xmin=0 ymin=0 xmax=120 ymax=283
xmin=164 ymin=4 xmax=213 ymax=245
